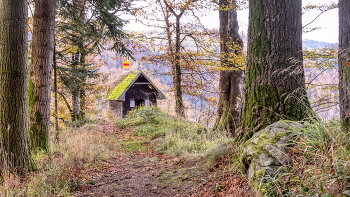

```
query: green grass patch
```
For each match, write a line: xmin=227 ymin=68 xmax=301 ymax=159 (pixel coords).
xmin=118 ymin=106 xmax=231 ymax=157
xmin=115 ymin=139 xmax=148 ymax=152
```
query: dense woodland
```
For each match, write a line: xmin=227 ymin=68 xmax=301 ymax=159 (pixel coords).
xmin=0 ymin=0 xmax=349 ymax=196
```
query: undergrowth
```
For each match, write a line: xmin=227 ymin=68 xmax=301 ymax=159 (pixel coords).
xmin=0 ymin=121 xmax=115 ymax=196
xmin=255 ymin=119 xmax=350 ymax=197
xmin=118 ymin=106 xmax=232 ymax=159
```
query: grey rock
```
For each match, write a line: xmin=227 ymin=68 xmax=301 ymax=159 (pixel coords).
xmin=240 ymin=121 xmax=305 ymax=183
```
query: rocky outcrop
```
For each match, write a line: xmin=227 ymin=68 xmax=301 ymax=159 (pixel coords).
xmin=240 ymin=121 xmax=305 ymax=185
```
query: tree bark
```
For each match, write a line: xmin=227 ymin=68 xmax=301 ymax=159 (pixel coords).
xmin=72 ymin=87 xmax=81 ymax=121
xmin=80 ymin=88 xmax=86 ymax=120
xmin=54 ymin=43 xmax=59 ymax=143
xmin=79 ymin=52 xmax=86 ymax=120
xmin=214 ymin=0 xmax=244 ymax=135
xmin=239 ymin=0 xmax=312 ymax=139
xmin=339 ymin=0 xmax=350 ymax=132
xmin=29 ymin=0 xmax=55 ymax=151
xmin=0 ymin=0 xmax=31 ymax=172
xmin=174 ymin=16 xmax=185 ymax=117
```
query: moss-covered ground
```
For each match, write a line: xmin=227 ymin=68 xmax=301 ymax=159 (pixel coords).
xmin=239 ymin=119 xmax=350 ymax=197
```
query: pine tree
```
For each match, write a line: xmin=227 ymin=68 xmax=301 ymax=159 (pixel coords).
xmin=56 ymin=0 xmax=132 ymax=121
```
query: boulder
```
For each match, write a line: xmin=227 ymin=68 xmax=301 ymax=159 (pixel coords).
xmin=240 ymin=121 xmax=305 ymax=184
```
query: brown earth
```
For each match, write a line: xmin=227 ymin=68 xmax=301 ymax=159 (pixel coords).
xmin=73 ymin=123 xmax=251 ymax=197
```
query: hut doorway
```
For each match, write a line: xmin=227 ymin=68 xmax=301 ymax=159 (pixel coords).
xmin=135 ymin=99 xmax=145 ymax=108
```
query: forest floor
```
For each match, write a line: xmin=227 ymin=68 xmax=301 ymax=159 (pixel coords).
xmin=72 ymin=122 xmax=251 ymax=197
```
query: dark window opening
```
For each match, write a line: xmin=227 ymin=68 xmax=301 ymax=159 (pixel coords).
xmin=135 ymin=99 xmax=145 ymax=108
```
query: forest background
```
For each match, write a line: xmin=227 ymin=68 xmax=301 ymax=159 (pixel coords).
xmin=72 ymin=0 xmax=340 ymax=127
xmin=0 ymin=0 xmax=346 ymax=196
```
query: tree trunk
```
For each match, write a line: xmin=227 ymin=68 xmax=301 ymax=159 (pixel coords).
xmin=29 ymin=0 xmax=55 ymax=151
xmin=54 ymin=43 xmax=59 ymax=143
xmin=0 ymin=0 xmax=31 ymax=173
xmin=70 ymin=51 xmax=82 ymax=122
xmin=239 ymin=0 xmax=312 ymax=140
xmin=80 ymin=88 xmax=86 ymax=120
xmin=174 ymin=16 xmax=185 ymax=117
xmin=79 ymin=52 xmax=86 ymax=120
xmin=72 ymin=87 xmax=81 ymax=121
xmin=339 ymin=0 xmax=350 ymax=132
xmin=163 ymin=8 xmax=183 ymax=117
xmin=214 ymin=0 xmax=244 ymax=135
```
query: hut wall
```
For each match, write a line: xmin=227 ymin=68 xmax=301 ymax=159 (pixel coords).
xmin=109 ymin=100 xmax=123 ymax=119
xmin=123 ymin=84 xmax=158 ymax=117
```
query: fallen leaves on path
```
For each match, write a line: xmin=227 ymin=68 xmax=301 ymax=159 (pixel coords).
xmin=72 ymin=122 xmax=251 ymax=197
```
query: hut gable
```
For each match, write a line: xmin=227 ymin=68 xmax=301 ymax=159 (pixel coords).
xmin=108 ymin=71 xmax=166 ymax=118
xmin=108 ymin=71 xmax=140 ymax=100
xmin=108 ymin=71 xmax=165 ymax=101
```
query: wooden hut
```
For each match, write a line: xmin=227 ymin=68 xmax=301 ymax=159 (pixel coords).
xmin=108 ymin=71 xmax=166 ymax=118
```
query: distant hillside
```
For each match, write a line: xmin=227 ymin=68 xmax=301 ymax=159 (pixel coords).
xmin=303 ymin=39 xmax=338 ymax=50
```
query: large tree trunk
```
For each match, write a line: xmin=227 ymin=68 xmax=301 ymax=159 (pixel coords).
xmin=239 ymin=0 xmax=312 ymax=140
xmin=214 ymin=0 xmax=244 ymax=135
xmin=339 ymin=0 xmax=350 ymax=132
xmin=29 ymin=0 xmax=56 ymax=151
xmin=0 ymin=0 xmax=31 ymax=172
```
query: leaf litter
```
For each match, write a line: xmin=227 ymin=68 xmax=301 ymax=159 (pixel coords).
xmin=73 ymin=122 xmax=251 ymax=197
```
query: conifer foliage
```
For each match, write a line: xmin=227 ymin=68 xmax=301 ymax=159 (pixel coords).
xmin=56 ymin=0 xmax=133 ymax=121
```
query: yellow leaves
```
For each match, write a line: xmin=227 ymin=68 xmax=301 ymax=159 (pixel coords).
xmin=344 ymin=62 xmax=350 ymax=67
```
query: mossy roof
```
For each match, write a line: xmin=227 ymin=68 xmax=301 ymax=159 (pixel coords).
xmin=108 ymin=71 xmax=140 ymax=100
xmin=108 ymin=71 xmax=166 ymax=101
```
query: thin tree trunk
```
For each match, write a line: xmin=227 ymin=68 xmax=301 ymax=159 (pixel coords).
xmin=339 ymin=0 xmax=350 ymax=132
xmin=71 ymin=51 xmax=81 ymax=121
xmin=239 ymin=0 xmax=312 ymax=140
xmin=80 ymin=88 xmax=86 ymax=120
xmin=59 ymin=92 xmax=73 ymax=115
xmin=214 ymin=0 xmax=244 ymax=135
xmin=29 ymin=0 xmax=55 ymax=151
xmin=174 ymin=16 xmax=185 ymax=117
xmin=79 ymin=52 xmax=86 ymax=120
xmin=0 ymin=0 xmax=31 ymax=173
xmin=72 ymin=87 xmax=81 ymax=121
xmin=54 ymin=43 xmax=59 ymax=143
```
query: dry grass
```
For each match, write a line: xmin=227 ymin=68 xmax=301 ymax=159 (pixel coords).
xmin=0 ymin=121 xmax=116 ymax=196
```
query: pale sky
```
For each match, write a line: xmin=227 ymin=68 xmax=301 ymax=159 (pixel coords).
xmin=125 ymin=0 xmax=339 ymax=43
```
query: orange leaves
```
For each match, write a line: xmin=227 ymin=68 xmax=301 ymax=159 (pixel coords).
xmin=344 ymin=62 xmax=350 ymax=67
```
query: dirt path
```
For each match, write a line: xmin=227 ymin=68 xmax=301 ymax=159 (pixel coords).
xmin=73 ymin=123 xmax=251 ymax=197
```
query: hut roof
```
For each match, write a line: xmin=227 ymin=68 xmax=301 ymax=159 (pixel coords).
xmin=108 ymin=71 xmax=166 ymax=101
